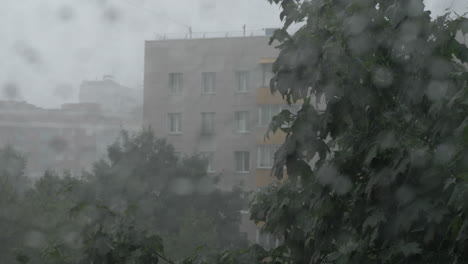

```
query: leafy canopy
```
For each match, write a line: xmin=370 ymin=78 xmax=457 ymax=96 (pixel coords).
xmin=2 ymin=130 xmax=247 ymax=264
xmin=248 ymin=0 xmax=468 ymax=263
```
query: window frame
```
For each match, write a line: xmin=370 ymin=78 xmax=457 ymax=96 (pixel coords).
xmin=234 ymin=151 xmax=250 ymax=173
xmin=261 ymin=63 xmax=274 ymax=88
xmin=236 ymin=71 xmax=250 ymax=93
xmin=235 ymin=111 xmax=250 ymax=133
xmin=200 ymin=151 xmax=215 ymax=173
xmin=169 ymin=72 xmax=183 ymax=95
xmin=257 ymin=145 xmax=279 ymax=169
xmin=201 ymin=112 xmax=215 ymax=134
xmin=258 ymin=105 xmax=282 ymax=127
xmin=168 ymin=113 xmax=182 ymax=134
xmin=202 ymin=72 xmax=216 ymax=94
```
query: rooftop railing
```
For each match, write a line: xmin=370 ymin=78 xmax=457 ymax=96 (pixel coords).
xmin=153 ymin=29 xmax=270 ymax=41
xmin=152 ymin=26 xmax=301 ymax=41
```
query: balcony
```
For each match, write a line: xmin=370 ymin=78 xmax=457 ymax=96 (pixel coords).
xmin=256 ymin=127 xmax=286 ymax=145
xmin=255 ymin=167 xmax=287 ymax=187
xmin=256 ymin=87 xmax=284 ymax=105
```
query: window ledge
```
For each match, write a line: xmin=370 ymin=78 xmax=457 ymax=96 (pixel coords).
xmin=257 ymin=167 xmax=273 ymax=170
xmin=235 ymin=171 xmax=251 ymax=174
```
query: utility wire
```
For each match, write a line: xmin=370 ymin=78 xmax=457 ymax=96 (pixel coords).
xmin=117 ymin=0 xmax=191 ymax=30
xmin=116 ymin=0 xmax=288 ymax=36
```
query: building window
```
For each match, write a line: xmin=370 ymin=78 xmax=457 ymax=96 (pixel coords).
xmin=258 ymin=105 xmax=282 ymax=127
xmin=201 ymin=112 xmax=215 ymax=134
xmin=256 ymin=229 xmax=281 ymax=249
xmin=236 ymin=71 xmax=249 ymax=92
xmin=169 ymin=73 xmax=183 ymax=94
xmin=262 ymin=63 xmax=274 ymax=87
xmin=202 ymin=72 xmax=216 ymax=94
xmin=235 ymin=151 xmax=250 ymax=172
xmin=257 ymin=145 xmax=279 ymax=168
xmin=168 ymin=113 xmax=182 ymax=133
xmin=201 ymin=151 xmax=215 ymax=172
xmin=235 ymin=111 xmax=250 ymax=133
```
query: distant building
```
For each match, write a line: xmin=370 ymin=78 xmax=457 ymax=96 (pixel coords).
xmin=79 ymin=75 xmax=142 ymax=119
xmin=143 ymin=31 xmax=299 ymax=246
xmin=0 ymin=100 xmax=139 ymax=178
xmin=143 ymin=32 xmax=300 ymax=191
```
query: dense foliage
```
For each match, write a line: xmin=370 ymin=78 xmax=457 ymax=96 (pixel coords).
xmin=0 ymin=130 xmax=247 ymax=263
xmin=0 ymin=147 xmax=30 ymax=263
xmin=3 ymin=1 xmax=468 ymax=263
xmin=248 ymin=0 xmax=468 ymax=263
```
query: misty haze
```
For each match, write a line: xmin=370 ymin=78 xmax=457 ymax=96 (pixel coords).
xmin=1 ymin=0 xmax=468 ymax=263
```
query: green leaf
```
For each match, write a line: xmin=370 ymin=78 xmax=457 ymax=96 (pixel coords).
xmin=460 ymin=19 xmax=468 ymax=35
xmin=463 ymin=126 xmax=468 ymax=145
xmin=400 ymin=242 xmax=422 ymax=257
xmin=364 ymin=144 xmax=379 ymax=165
xmin=14 ymin=251 xmax=30 ymax=264
xmin=363 ymin=210 xmax=386 ymax=231
xmin=326 ymin=251 xmax=341 ymax=261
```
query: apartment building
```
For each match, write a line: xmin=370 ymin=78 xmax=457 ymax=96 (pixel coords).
xmin=79 ymin=75 xmax=142 ymax=119
xmin=144 ymin=33 xmax=300 ymax=191
xmin=143 ymin=32 xmax=301 ymax=246
xmin=0 ymin=100 xmax=138 ymax=177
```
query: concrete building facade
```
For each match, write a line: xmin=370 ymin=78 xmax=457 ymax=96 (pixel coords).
xmin=0 ymin=100 xmax=138 ymax=178
xmin=79 ymin=75 xmax=142 ymax=120
xmin=144 ymin=34 xmax=300 ymax=246
xmin=143 ymin=35 xmax=295 ymax=192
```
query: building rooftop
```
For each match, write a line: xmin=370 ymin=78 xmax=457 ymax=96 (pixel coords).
xmin=145 ymin=26 xmax=296 ymax=42
xmin=0 ymin=100 xmax=40 ymax=111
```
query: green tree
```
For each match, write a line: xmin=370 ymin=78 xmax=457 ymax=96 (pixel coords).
xmin=6 ymin=129 xmax=247 ymax=264
xmin=248 ymin=0 xmax=468 ymax=263
xmin=163 ymin=209 xmax=219 ymax=259
xmin=0 ymin=146 xmax=30 ymax=264
xmin=81 ymin=129 xmax=247 ymax=260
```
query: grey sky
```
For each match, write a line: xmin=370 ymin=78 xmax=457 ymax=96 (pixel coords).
xmin=1 ymin=0 xmax=467 ymax=107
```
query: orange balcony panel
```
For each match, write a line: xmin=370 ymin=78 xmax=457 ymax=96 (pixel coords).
xmin=256 ymin=169 xmax=277 ymax=187
xmin=257 ymin=128 xmax=286 ymax=145
xmin=255 ymin=169 xmax=287 ymax=187
xmin=258 ymin=58 xmax=276 ymax=64
xmin=257 ymin=87 xmax=284 ymax=104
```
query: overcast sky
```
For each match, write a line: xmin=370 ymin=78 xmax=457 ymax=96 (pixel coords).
xmin=1 ymin=0 xmax=467 ymax=107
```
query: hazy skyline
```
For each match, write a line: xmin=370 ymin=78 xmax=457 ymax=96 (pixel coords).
xmin=1 ymin=0 xmax=467 ymax=107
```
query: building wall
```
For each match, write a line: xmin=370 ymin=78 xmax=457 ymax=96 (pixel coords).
xmin=0 ymin=101 xmax=138 ymax=178
xmin=80 ymin=76 xmax=142 ymax=119
xmin=143 ymin=36 xmax=302 ymax=247
xmin=144 ymin=36 xmax=279 ymax=191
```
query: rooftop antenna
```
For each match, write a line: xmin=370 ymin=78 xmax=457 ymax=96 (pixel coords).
xmin=243 ymin=24 xmax=246 ymax=37
xmin=188 ymin=26 xmax=193 ymax=39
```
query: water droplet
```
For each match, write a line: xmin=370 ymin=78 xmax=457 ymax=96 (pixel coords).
xmin=57 ymin=5 xmax=75 ymax=21
xmin=373 ymin=67 xmax=394 ymax=88
xmin=2 ymin=82 xmax=21 ymax=100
